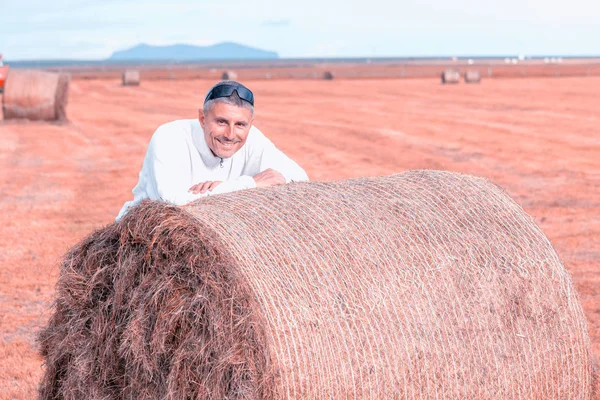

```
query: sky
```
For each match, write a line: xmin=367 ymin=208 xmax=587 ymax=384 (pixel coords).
xmin=2 ymin=0 xmax=600 ymax=60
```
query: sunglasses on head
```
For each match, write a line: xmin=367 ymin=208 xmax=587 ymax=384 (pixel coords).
xmin=204 ymin=83 xmax=254 ymax=106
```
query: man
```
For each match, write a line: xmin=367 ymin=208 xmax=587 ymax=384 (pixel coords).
xmin=116 ymin=80 xmax=308 ymax=220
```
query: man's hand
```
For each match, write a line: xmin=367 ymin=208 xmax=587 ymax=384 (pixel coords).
xmin=189 ymin=181 xmax=222 ymax=194
xmin=253 ymin=169 xmax=286 ymax=188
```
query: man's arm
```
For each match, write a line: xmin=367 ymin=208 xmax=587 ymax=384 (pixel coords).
xmin=150 ymin=144 xmax=256 ymax=204
xmin=258 ymin=141 xmax=309 ymax=183
xmin=244 ymin=128 xmax=309 ymax=184
xmin=191 ymin=129 xmax=308 ymax=193
xmin=188 ymin=176 xmax=256 ymax=196
xmin=147 ymin=132 xmax=201 ymax=205
xmin=189 ymin=169 xmax=286 ymax=193
xmin=149 ymin=130 xmax=258 ymax=203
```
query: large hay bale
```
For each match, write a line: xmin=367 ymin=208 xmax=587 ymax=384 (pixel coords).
xmin=465 ymin=70 xmax=482 ymax=84
xmin=39 ymin=171 xmax=592 ymax=399
xmin=441 ymin=69 xmax=460 ymax=84
xmin=222 ymin=70 xmax=238 ymax=80
xmin=2 ymin=69 xmax=69 ymax=121
xmin=121 ymin=70 xmax=140 ymax=86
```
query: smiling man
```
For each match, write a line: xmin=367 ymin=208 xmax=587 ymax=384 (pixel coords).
xmin=116 ymin=80 xmax=308 ymax=220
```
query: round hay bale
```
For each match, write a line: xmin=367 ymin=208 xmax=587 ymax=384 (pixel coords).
xmin=38 ymin=171 xmax=592 ymax=399
xmin=323 ymin=71 xmax=334 ymax=80
xmin=2 ymin=69 xmax=69 ymax=121
xmin=222 ymin=70 xmax=238 ymax=80
xmin=441 ymin=69 xmax=460 ymax=84
xmin=122 ymin=70 xmax=140 ymax=86
xmin=465 ymin=70 xmax=482 ymax=84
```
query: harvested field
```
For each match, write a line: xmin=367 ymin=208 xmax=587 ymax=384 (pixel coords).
xmin=0 ymin=74 xmax=599 ymax=399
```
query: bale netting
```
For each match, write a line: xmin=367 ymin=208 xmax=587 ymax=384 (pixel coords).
xmin=465 ymin=70 xmax=482 ymax=84
xmin=38 ymin=170 xmax=593 ymax=399
xmin=441 ymin=69 xmax=460 ymax=84
xmin=2 ymin=69 xmax=69 ymax=121
xmin=222 ymin=70 xmax=238 ymax=80
xmin=122 ymin=70 xmax=140 ymax=86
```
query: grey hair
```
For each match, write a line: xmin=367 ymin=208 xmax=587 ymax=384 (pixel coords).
xmin=203 ymin=80 xmax=254 ymax=117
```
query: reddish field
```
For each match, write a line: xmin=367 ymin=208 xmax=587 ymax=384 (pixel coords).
xmin=1 ymin=75 xmax=599 ymax=398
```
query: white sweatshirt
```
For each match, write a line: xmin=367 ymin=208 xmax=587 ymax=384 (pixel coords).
xmin=116 ymin=119 xmax=308 ymax=220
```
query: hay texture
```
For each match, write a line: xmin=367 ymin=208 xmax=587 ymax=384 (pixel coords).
xmin=222 ymin=70 xmax=238 ymax=80
xmin=465 ymin=70 xmax=482 ymax=84
xmin=122 ymin=70 xmax=140 ymax=86
xmin=441 ymin=69 xmax=460 ymax=84
xmin=2 ymin=69 xmax=69 ymax=121
xmin=39 ymin=170 xmax=592 ymax=399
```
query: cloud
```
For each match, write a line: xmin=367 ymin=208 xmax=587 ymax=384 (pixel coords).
xmin=2 ymin=20 xmax=133 ymax=34
xmin=261 ymin=19 xmax=291 ymax=28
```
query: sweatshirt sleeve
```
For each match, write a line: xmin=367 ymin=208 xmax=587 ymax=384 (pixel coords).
xmin=146 ymin=128 xmax=198 ymax=205
xmin=245 ymin=127 xmax=309 ymax=183
xmin=161 ymin=176 xmax=257 ymax=204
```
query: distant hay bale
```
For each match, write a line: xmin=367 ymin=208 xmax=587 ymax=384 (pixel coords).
xmin=2 ymin=69 xmax=69 ymax=121
xmin=222 ymin=70 xmax=238 ymax=80
xmin=323 ymin=71 xmax=334 ymax=80
xmin=441 ymin=69 xmax=461 ymax=84
xmin=121 ymin=70 xmax=140 ymax=86
xmin=38 ymin=170 xmax=592 ymax=399
xmin=465 ymin=70 xmax=482 ymax=84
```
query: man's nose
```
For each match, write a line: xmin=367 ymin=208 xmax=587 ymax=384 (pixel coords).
xmin=223 ymin=124 xmax=235 ymax=139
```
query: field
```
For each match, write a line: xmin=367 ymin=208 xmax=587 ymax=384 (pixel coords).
xmin=1 ymin=70 xmax=599 ymax=398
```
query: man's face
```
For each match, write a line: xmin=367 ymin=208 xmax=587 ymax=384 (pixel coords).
xmin=199 ymin=102 xmax=254 ymax=159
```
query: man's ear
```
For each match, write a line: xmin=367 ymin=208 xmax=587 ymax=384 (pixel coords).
xmin=198 ymin=109 xmax=205 ymax=126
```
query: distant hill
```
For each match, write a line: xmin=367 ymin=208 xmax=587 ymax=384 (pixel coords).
xmin=108 ymin=42 xmax=278 ymax=61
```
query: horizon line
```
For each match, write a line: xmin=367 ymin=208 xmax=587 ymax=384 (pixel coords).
xmin=6 ymin=54 xmax=600 ymax=65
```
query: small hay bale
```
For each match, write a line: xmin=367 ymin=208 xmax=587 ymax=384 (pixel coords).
xmin=2 ymin=69 xmax=69 ymax=121
xmin=441 ymin=69 xmax=460 ymax=84
xmin=465 ymin=70 xmax=482 ymax=84
xmin=121 ymin=70 xmax=140 ymax=86
xmin=323 ymin=71 xmax=334 ymax=80
xmin=38 ymin=170 xmax=592 ymax=399
xmin=222 ymin=70 xmax=238 ymax=80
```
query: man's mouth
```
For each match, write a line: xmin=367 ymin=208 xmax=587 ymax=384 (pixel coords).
xmin=216 ymin=138 xmax=239 ymax=148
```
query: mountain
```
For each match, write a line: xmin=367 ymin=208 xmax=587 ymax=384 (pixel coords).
xmin=108 ymin=42 xmax=278 ymax=61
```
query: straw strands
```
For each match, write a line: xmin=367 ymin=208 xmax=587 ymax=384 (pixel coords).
xmin=38 ymin=170 xmax=592 ymax=399
xmin=2 ymin=69 xmax=69 ymax=121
